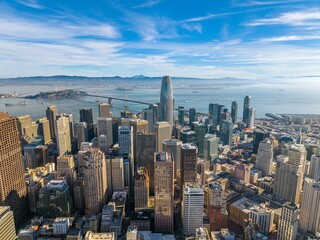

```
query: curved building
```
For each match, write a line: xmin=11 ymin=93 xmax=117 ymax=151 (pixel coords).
xmin=160 ymin=76 xmax=174 ymax=127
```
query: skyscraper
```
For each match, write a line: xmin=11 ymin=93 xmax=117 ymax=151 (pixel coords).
xmin=247 ymin=108 xmax=255 ymax=129
xmin=299 ymin=177 xmax=320 ymax=235
xmin=83 ymin=148 xmax=107 ymax=215
xmin=105 ymin=157 xmax=125 ymax=198
xmin=0 ymin=112 xmax=28 ymax=224
xmin=178 ymin=106 xmax=185 ymax=126
xmin=129 ymin=119 xmax=148 ymax=160
xmin=80 ymin=108 xmax=94 ymax=140
xmin=134 ymin=167 xmax=149 ymax=210
xmin=189 ymin=108 xmax=196 ymax=126
xmin=253 ymin=129 xmax=270 ymax=154
xmin=118 ymin=126 xmax=133 ymax=159
xmin=181 ymin=144 xmax=198 ymax=192
xmin=97 ymin=117 xmax=113 ymax=148
xmin=74 ymin=122 xmax=88 ymax=150
xmin=231 ymin=101 xmax=238 ymax=124
xmin=182 ymin=183 xmax=204 ymax=236
xmin=203 ymin=134 xmax=219 ymax=161
xmin=99 ymin=103 xmax=112 ymax=118
xmin=277 ymin=202 xmax=298 ymax=240
xmin=160 ymin=76 xmax=174 ymax=127
xmin=255 ymin=139 xmax=274 ymax=176
xmin=220 ymin=120 xmax=233 ymax=145
xmin=56 ymin=155 xmax=76 ymax=188
xmin=162 ymin=139 xmax=182 ymax=179
xmin=273 ymin=155 xmax=304 ymax=204
xmin=154 ymin=152 xmax=174 ymax=233
xmin=155 ymin=121 xmax=171 ymax=152
xmin=37 ymin=117 xmax=52 ymax=144
xmin=46 ymin=105 xmax=58 ymax=141
xmin=0 ymin=206 xmax=16 ymax=239
xmin=309 ymin=154 xmax=320 ymax=181
xmin=55 ymin=114 xmax=71 ymax=156
xmin=243 ymin=96 xmax=251 ymax=124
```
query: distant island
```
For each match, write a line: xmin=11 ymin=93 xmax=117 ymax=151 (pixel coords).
xmin=25 ymin=89 xmax=87 ymax=99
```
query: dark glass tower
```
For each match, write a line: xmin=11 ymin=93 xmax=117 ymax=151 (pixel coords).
xmin=189 ymin=108 xmax=196 ymax=125
xmin=160 ymin=76 xmax=174 ymax=127
xmin=231 ymin=101 xmax=238 ymax=124
xmin=243 ymin=96 xmax=251 ymax=124
xmin=79 ymin=108 xmax=94 ymax=140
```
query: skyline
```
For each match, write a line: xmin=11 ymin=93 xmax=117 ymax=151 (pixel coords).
xmin=1 ymin=0 xmax=320 ymax=79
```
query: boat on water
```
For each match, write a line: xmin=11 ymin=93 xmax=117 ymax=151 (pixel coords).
xmin=117 ymin=87 xmax=133 ymax=91
xmin=5 ymin=101 xmax=27 ymax=107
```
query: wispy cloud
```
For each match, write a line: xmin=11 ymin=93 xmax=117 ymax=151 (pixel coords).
xmin=133 ymin=0 xmax=161 ymax=9
xmin=16 ymin=0 xmax=43 ymax=9
xmin=231 ymin=0 xmax=305 ymax=7
xmin=246 ymin=9 xmax=320 ymax=26
xmin=259 ymin=35 xmax=320 ymax=42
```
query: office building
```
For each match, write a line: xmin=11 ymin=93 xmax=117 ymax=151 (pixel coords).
xmin=181 ymin=144 xmax=198 ymax=192
xmin=182 ymin=183 xmax=204 ymax=236
xmin=154 ymin=152 xmax=174 ymax=233
xmin=255 ymin=139 xmax=273 ymax=176
xmin=231 ymin=101 xmax=238 ymax=124
xmin=273 ymin=155 xmax=303 ymax=204
xmin=248 ymin=205 xmax=274 ymax=234
xmin=0 ymin=112 xmax=28 ymax=223
xmin=97 ymin=117 xmax=113 ymax=148
xmin=181 ymin=129 xmax=198 ymax=145
xmin=192 ymin=122 xmax=207 ymax=156
xmin=162 ymin=139 xmax=182 ymax=178
xmin=17 ymin=229 xmax=37 ymax=240
xmin=160 ymin=75 xmax=174 ymax=127
xmin=155 ymin=121 xmax=171 ymax=152
xmin=85 ymin=231 xmax=115 ymax=240
xmin=56 ymin=155 xmax=76 ymax=188
xmin=178 ymin=106 xmax=185 ymax=125
xmin=253 ymin=129 xmax=270 ymax=154
xmin=299 ymin=177 xmax=320 ymax=235
xmin=83 ymin=148 xmax=108 ymax=215
xmin=56 ymin=114 xmax=71 ymax=156
xmin=129 ymin=119 xmax=148 ymax=160
xmin=73 ymin=180 xmax=85 ymax=214
xmin=234 ymin=164 xmax=250 ymax=183
xmin=0 ymin=206 xmax=16 ymax=239
xmin=189 ymin=108 xmax=196 ymax=125
xmin=74 ymin=122 xmax=88 ymax=150
xmin=99 ymin=103 xmax=112 ymax=118
xmin=309 ymin=154 xmax=320 ymax=181
xmin=37 ymin=180 xmax=72 ymax=218
xmin=37 ymin=117 xmax=52 ymax=144
xmin=246 ymin=108 xmax=255 ymax=129
xmin=46 ymin=105 xmax=58 ymax=142
xmin=220 ymin=120 xmax=233 ymax=145
xmin=105 ymin=157 xmax=125 ymax=198
xmin=203 ymin=134 xmax=219 ymax=161
xmin=63 ymin=113 xmax=74 ymax=140
xmin=277 ymin=202 xmax=298 ymax=240
xmin=243 ymin=96 xmax=251 ymax=124
xmin=118 ymin=126 xmax=133 ymax=159
xmin=136 ymin=132 xmax=156 ymax=195
xmin=80 ymin=108 xmax=94 ymax=140
xmin=134 ymin=167 xmax=149 ymax=210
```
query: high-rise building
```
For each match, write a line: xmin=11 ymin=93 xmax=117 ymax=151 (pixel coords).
xmin=192 ymin=122 xmax=207 ymax=156
xmin=136 ymin=132 xmax=156 ymax=195
xmin=154 ymin=152 xmax=174 ymax=233
xmin=181 ymin=144 xmax=198 ymax=192
xmin=217 ymin=105 xmax=225 ymax=123
xmin=209 ymin=103 xmax=219 ymax=128
xmin=248 ymin=205 xmax=274 ymax=234
xmin=80 ymin=108 xmax=94 ymax=140
xmin=160 ymin=76 xmax=174 ymax=127
xmin=255 ymin=139 xmax=274 ymax=176
xmin=0 ymin=206 xmax=16 ymax=239
xmin=37 ymin=180 xmax=73 ymax=218
xmin=74 ymin=122 xmax=88 ymax=150
xmin=273 ymin=155 xmax=304 ymax=204
xmin=0 ymin=112 xmax=28 ymax=223
xmin=134 ymin=167 xmax=149 ymax=210
xmin=299 ymin=177 xmax=320 ymax=235
xmin=243 ymin=96 xmax=251 ymax=124
xmin=203 ymin=134 xmax=219 ymax=161
xmin=105 ymin=157 xmax=124 ymax=198
xmin=142 ymin=104 xmax=160 ymax=133
xmin=246 ymin=108 xmax=255 ymax=129
xmin=277 ymin=202 xmax=298 ymax=240
xmin=309 ymin=154 xmax=320 ymax=181
xmin=118 ymin=126 xmax=133 ymax=159
xmin=178 ymin=106 xmax=185 ymax=126
xmin=231 ymin=101 xmax=238 ymax=124
xmin=189 ymin=108 xmax=196 ymax=126
xmin=253 ymin=129 xmax=270 ymax=154
xmin=182 ymin=183 xmax=204 ymax=236
xmin=99 ymin=103 xmax=112 ymax=118
xmin=162 ymin=139 xmax=182 ymax=179
xmin=56 ymin=155 xmax=76 ymax=188
xmin=37 ymin=117 xmax=52 ymax=144
xmin=181 ymin=130 xmax=198 ymax=145
xmin=73 ymin=180 xmax=85 ymax=214
xmin=56 ymin=114 xmax=71 ymax=156
xmin=220 ymin=120 xmax=233 ymax=145
xmin=97 ymin=117 xmax=113 ymax=148
xmin=46 ymin=105 xmax=58 ymax=142
xmin=83 ymin=148 xmax=107 ymax=215
xmin=155 ymin=121 xmax=171 ymax=152
xmin=130 ymin=119 xmax=148 ymax=160
xmin=63 ymin=113 xmax=74 ymax=140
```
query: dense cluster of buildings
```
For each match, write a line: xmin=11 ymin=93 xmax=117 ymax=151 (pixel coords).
xmin=0 ymin=75 xmax=320 ymax=239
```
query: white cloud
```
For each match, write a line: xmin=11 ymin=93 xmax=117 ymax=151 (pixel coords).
xmin=133 ymin=0 xmax=162 ymax=9
xmin=259 ymin=35 xmax=320 ymax=42
xmin=16 ymin=0 xmax=43 ymax=9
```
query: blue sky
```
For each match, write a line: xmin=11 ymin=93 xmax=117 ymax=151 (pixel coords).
xmin=1 ymin=0 xmax=320 ymax=78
